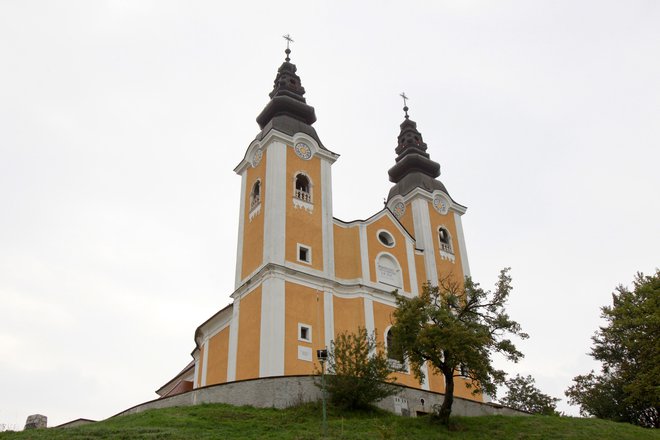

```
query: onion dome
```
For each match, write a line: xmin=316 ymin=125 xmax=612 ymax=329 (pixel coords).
xmin=254 ymin=46 xmax=325 ymax=148
xmin=387 ymin=103 xmax=449 ymax=201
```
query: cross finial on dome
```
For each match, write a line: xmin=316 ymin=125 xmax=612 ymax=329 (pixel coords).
xmin=400 ymin=92 xmax=409 ymax=119
xmin=282 ymin=34 xmax=294 ymax=61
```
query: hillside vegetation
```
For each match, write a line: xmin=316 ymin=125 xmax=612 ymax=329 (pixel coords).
xmin=1 ymin=403 xmax=658 ymax=440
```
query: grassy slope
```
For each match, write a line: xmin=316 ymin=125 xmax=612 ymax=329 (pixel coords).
xmin=1 ymin=403 xmax=658 ymax=440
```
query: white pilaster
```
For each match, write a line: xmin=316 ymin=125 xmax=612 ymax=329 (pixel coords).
xmin=200 ymin=339 xmax=209 ymax=386
xmin=359 ymin=224 xmax=371 ymax=283
xmin=363 ymin=296 xmax=375 ymax=335
xmin=420 ymin=362 xmax=430 ymax=390
xmin=193 ymin=354 xmax=200 ymax=388
xmin=226 ymin=298 xmax=240 ymax=382
xmin=323 ymin=290 xmax=335 ymax=349
xmin=405 ymin=239 xmax=418 ymax=296
xmin=454 ymin=212 xmax=471 ymax=278
xmin=234 ymin=171 xmax=247 ymax=288
xmin=263 ymin=141 xmax=287 ymax=265
xmin=259 ymin=276 xmax=286 ymax=377
xmin=321 ymin=159 xmax=335 ymax=277
xmin=412 ymin=198 xmax=439 ymax=286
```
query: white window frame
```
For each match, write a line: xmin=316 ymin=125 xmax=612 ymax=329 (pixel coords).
xmin=437 ymin=225 xmax=456 ymax=263
xmin=297 ymin=243 xmax=312 ymax=264
xmin=437 ymin=226 xmax=453 ymax=253
xmin=292 ymin=171 xmax=313 ymax=203
xmin=250 ymin=179 xmax=262 ymax=209
xmin=376 ymin=229 xmax=396 ymax=248
xmin=298 ymin=323 xmax=312 ymax=343
xmin=375 ymin=252 xmax=403 ymax=289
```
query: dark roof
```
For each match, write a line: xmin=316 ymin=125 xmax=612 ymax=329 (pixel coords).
xmin=155 ymin=360 xmax=195 ymax=395
xmin=254 ymin=115 xmax=324 ymax=148
xmin=387 ymin=172 xmax=449 ymax=200
xmin=254 ymin=49 xmax=327 ymax=150
xmin=387 ymin=110 xmax=449 ymax=201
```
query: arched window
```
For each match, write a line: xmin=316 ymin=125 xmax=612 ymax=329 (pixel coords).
xmin=376 ymin=253 xmax=403 ymax=288
xmin=438 ymin=227 xmax=453 ymax=254
xmin=294 ymin=173 xmax=311 ymax=202
xmin=250 ymin=180 xmax=261 ymax=210
xmin=386 ymin=328 xmax=404 ymax=363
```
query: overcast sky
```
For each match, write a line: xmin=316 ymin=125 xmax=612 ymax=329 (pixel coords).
xmin=1 ymin=0 xmax=658 ymax=429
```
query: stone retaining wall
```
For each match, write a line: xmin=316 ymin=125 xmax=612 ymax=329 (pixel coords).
xmin=115 ymin=375 xmax=527 ymax=418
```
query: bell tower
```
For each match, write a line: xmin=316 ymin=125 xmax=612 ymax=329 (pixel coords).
xmin=234 ymin=45 xmax=339 ymax=286
xmin=385 ymin=100 xmax=471 ymax=285
xmin=229 ymin=44 xmax=339 ymax=381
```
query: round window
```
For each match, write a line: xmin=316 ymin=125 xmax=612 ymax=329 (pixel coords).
xmin=377 ymin=230 xmax=395 ymax=247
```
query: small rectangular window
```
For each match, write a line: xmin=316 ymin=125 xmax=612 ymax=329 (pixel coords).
xmin=297 ymin=244 xmax=311 ymax=264
xmin=298 ymin=323 xmax=312 ymax=343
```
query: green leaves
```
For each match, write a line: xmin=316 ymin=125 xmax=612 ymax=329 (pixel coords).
xmin=321 ymin=327 xmax=398 ymax=410
xmin=565 ymin=270 xmax=660 ymax=428
xmin=391 ymin=268 xmax=527 ymax=424
xmin=502 ymin=374 xmax=561 ymax=416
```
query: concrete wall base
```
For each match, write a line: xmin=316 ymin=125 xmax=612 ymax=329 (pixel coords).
xmin=115 ymin=375 xmax=527 ymax=419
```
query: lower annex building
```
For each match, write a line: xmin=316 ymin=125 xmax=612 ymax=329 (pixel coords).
xmin=156 ymin=47 xmax=481 ymax=404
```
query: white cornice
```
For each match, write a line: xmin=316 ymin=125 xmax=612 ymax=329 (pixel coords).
xmin=387 ymin=187 xmax=468 ymax=215
xmin=231 ymin=262 xmax=404 ymax=306
xmin=234 ymin=129 xmax=340 ymax=174
xmin=333 ymin=209 xmax=416 ymax=244
xmin=195 ymin=305 xmax=233 ymax=347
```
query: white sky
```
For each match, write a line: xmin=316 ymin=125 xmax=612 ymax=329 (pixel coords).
xmin=1 ymin=0 xmax=658 ymax=428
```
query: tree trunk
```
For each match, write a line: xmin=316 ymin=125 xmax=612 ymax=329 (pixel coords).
xmin=437 ymin=370 xmax=455 ymax=425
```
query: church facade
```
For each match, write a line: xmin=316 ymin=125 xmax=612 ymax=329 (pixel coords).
xmin=156 ymin=48 xmax=480 ymax=403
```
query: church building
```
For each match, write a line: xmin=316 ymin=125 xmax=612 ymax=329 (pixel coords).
xmin=156 ymin=46 xmax=480 ymax=404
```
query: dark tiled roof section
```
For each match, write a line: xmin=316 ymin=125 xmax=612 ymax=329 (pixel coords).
xmin=387 ymin=172 xmax=449 ymax=200
xmin=254 ymin=115 xmax=325 ymax=149
xmin=387 ymin=112 xmax=448 ymax=201
xmin=254 ymin=54 xmax=327 ymax=150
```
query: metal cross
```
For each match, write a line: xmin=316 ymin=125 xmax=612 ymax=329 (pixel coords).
xmin=283 ymin=34 xmax=294 ymax=50
xmin=400 ymin=92 xmax=409 ymax=107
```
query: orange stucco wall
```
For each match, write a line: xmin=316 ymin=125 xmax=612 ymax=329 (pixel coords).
xmin=241 ymin=151 xmax=267 ymax=279
xmin=235 ymin=287 xmax=262 ymax=381
xmin=372 ymin=300 xmax=421 ymax=388
xmin=366 ymin=215 xmax=412 ymax=293
xmin=333 ymin=296 xmax=365 ymax=335
xmin=333 ymin=223 xmax=362 ymax=280
xmin=414 ymin=252 xmax=427 ymax=294
xmin=284 ymin=282 xmax=326 ymax=375
xmin=396 ymin=203 xmax=415 ymax=236
xmin=205 ymin=326 xmax=230 ymax=385
xmin=427 ymin=205 xmax=480 ymax=400
xmin=427 ymin=363 xmax=446 ymax=394
xmin=453 ymin=375 xmax=482 ymax=400
xmin=372 ymin=300 xmax=396 ymax=338
xmin=285 ymin=147 xmax=324 ymax=271
xmin=427 ymin=203 xmax=465 ymax=284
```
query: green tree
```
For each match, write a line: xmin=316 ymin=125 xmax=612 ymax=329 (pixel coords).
xmin=501 ymin=374 xmax=560 ymax=415
xmin=391 ymin=268 xmax=528 ymax=425
xmin=321 ymin=327 xmax=398 ymax=410
xmin=565 ymin=270 xmax=659 ymax=428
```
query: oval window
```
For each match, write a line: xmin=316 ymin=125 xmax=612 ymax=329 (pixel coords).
xmin=377 ymin=230 xmax=395 ymax=247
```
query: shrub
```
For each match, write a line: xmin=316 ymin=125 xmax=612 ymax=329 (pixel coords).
xmin=319 ymin=327 xmax=398 ymax=410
